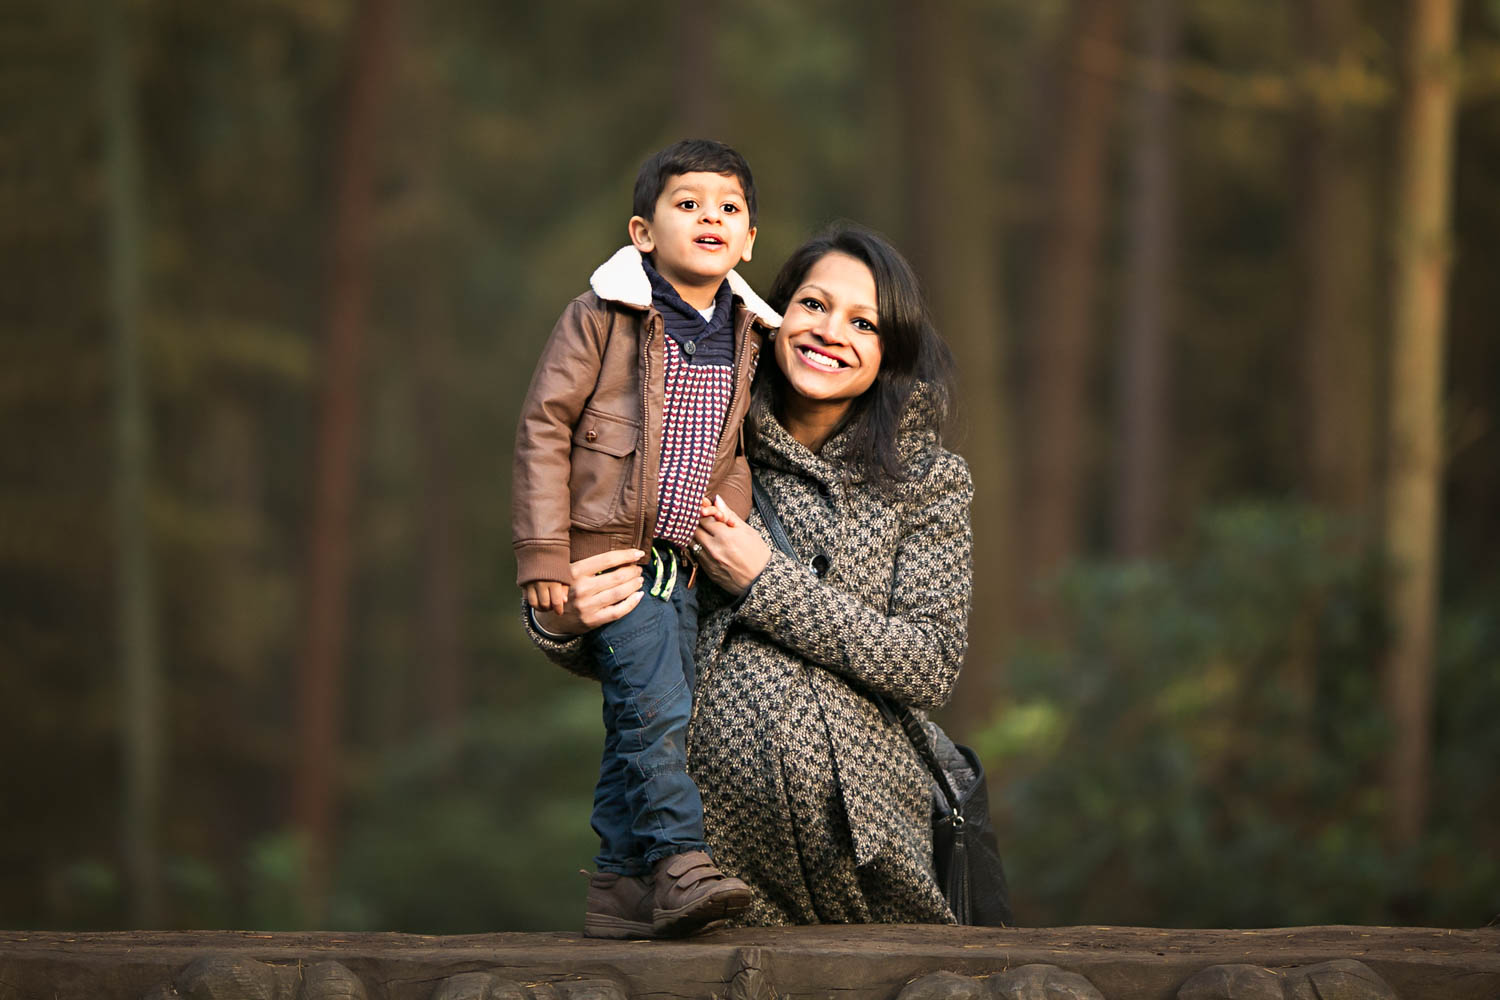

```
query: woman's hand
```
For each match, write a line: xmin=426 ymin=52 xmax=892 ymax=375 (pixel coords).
xmin=531 ymin=548 xmax=645 ymax=636
xmin=693 ymin=497 xmax=771 ymax=596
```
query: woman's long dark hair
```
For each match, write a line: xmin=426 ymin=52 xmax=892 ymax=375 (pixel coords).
xmin=750 ymin=223 xmax=957 ymax=484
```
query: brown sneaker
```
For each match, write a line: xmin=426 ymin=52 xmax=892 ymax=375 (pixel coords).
xmin=582 ymin=871 xmax=656 ymax=939
xmin=651 ymin=851 xmax=751 ymax=936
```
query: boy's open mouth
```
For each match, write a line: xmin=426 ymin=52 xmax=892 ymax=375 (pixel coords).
xmin=695 ymin=235 xmax=725 ymax=246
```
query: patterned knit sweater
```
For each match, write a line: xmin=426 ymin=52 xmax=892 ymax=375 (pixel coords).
xmin=525 ymin=383 xmax=973 ymax=925
xmin=643 ymin=261 xmax=736 ymax=548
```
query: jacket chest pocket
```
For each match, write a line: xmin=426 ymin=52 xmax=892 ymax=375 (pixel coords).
xmin=568 ymin=409 xmax=639 ymax=530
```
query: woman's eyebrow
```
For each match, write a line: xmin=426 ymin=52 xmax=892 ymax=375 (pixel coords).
xmin=799 ymin=284 xmax=877 ymax=315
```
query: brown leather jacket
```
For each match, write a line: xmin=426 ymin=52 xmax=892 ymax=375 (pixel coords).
xmin=512 ymin=246 xmax=781 ymax=586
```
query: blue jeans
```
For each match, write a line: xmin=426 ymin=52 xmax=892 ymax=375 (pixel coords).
xmin=587 ymin=546 xmax=705 ymax=875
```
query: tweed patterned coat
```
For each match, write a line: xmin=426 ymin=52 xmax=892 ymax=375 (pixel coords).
xmin=524 ymin=384 xmax=972 ymax=925
xmin=687 ymin=386 xmax=971 ymax=924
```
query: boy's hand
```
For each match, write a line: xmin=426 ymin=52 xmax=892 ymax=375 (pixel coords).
xmin=524 ymin=580 xmax=570 ymax=613
xmin=699 ymin=493 xmax=738 ymax=528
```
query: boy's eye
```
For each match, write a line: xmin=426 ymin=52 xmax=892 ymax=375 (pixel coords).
xmin=721 ymin=203 xmax=739 ymax=214
xmin=678 ymin=199 xmax=698 ymax=210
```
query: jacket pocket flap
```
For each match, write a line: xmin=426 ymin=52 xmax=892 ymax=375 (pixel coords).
xmin=572 ymin=410 xmax=638 ymax=458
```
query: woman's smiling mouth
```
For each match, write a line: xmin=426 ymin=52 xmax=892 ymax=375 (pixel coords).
xmin=798 ymin=345 xmax=846 ymax=370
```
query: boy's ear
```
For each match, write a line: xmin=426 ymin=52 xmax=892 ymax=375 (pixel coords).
xmin=741 ymin=226 xmax=757 ymax=263
xmin=628 ymin=216 xmax=655 ymax=254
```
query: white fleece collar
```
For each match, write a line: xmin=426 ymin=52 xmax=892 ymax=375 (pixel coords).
xmin=589 ymin=245 xmax=782 ymax=329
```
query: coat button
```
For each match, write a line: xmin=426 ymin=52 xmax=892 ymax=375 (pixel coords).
xmin=683 ymin=340 xmax=697 ymax=356
xmin=585 ymin=429 xmax=597 ymax=442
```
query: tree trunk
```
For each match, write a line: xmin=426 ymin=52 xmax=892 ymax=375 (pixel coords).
xmin=675 ymin=0 xmax=721 ymax=136
xmin=1112 ymin=0 xmax=1178 ymax=559
xmin=1295 ymin=0 xmax=1379 ymax=517
xmin=292 ymin=0 xmax=395 ymax=919
xmin=1023 ymin=0 xmax=1124 ymax=600
xmin=1382 ymin=0 xmax=1461 ymax=850
xmin=99 ymin=0 xmax=163 ymax=929
xmin=895 ymin=0 xmax=1015 ymax=731
xmin=403 ymin=4 xmax=465 ymax=737
xmin=414 ymin=285 xmax=464 ymax=735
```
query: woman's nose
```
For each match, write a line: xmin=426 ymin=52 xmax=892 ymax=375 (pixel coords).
xmin=818 ymin=313 xmax=848 ymax=343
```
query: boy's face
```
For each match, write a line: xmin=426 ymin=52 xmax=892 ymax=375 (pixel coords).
xmin=628 ymin=171 xmax=756 ymax=305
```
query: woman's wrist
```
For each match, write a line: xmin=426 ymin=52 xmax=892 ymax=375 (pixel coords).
xmin=732 ymin=557 xmax=769 ymax=595
xmin=729 ymin=563 xmax=768 ymax=610
xmin=527 ymin=602 xmax=577 ymax=640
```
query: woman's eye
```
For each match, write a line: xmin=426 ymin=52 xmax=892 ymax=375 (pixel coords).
xmin=853 ymin=318 xmax=878 ymax=333
xmin=799 ymin=297 xmax=824 ymax=312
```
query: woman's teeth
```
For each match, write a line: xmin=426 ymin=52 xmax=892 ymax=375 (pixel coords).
xmin=800 ymin=347 xmax=842 ymax=370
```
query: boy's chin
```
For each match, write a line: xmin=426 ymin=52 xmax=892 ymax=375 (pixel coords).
xmin=659 ymin=261 xmax=736 ymax=287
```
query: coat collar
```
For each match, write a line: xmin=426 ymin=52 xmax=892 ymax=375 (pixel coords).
xmin=751 ymin=382 xmax=943 ymax=486
xmin=589 ymin=245 xmax=782 ymax=329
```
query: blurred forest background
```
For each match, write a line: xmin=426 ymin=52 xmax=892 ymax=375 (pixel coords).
xmin=3 ymin=0 xmax=1498 ymax=933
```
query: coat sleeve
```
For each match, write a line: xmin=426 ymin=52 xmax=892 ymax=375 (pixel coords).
xmin=732 ymin=451 xmax=973 ymax=710
xmin=512 ymin=296 xmax=610 ymax=586
xmin=714 ymin=445 xmax=753 ymax=520
xmin=519 ymin=599 xmax=598 ymax=679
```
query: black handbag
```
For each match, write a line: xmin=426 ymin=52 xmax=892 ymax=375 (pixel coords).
xmin=879 ymin=696 xmax=1013 ymax=926
xmin=749 ymin=476 xmax=1013 ymax=926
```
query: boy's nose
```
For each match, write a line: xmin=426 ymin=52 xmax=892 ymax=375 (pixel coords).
xmin=700 ymin=202 xmax=722 ymax=222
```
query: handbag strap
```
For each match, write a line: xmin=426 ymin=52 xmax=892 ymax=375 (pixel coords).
xmin=880 ymin=699 xmax=964 ymax=818
xmin=749 ymin=473 xmax=965 ymax=819
xmin=750 ymin=475 xmax=798 ymax=565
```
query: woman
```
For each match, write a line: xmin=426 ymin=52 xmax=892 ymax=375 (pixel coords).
xmin=530 ymin=224 xmax=972 ymax=925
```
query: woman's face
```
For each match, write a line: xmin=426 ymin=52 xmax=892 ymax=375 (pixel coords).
xmin=774 ymin=252 xmax=884 ymax=414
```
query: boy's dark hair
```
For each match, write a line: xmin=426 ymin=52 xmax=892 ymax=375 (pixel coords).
xmin=751 ymin=223 xmax=957 ymax=485
xmin=633 ymin=139 xmax=757 ymax=227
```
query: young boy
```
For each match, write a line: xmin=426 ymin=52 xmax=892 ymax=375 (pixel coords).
xmin=512 ymin=140 xmax=780 ymax=938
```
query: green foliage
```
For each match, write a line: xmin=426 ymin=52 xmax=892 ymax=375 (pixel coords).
xmin=985 ymin=503 xmax=1499 ymax=928
xmin=329 ymin=689 xmax=602 ymax=933
xmin=47 ymin=860 xmax=121 ymax=929
xmin=5 ymin=0 xmax=1500 ymax=934
xmin=243 ymin=832 xmax=314 ymax=931
xmin=30 ymin=685 xmax=606 ymax=934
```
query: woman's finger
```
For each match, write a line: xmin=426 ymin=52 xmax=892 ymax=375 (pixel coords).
xmin=695 ymin=516 xmax=741 ymax=551
xmin=575 ymin=559 xmax=642 ymax=588
xmin=580 ymin=588 xmax=642 ymax=628
xmin=570 ymin=547 xmax=645 ymax=582
xmin=581 ymin=572 xmax=644 ymax=612
xmin=691 ymin=527 xmax=719 ymax=560
xmin=576 ymin=566 xmax=642 ymax=603
xmin=695 ymin=515 xmax=732 ymax=540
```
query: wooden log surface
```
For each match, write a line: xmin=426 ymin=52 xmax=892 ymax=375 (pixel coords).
xmin=0 ymin=924 xmax=1496 ymax=1000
